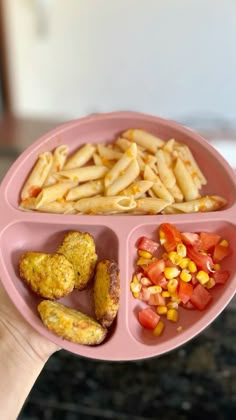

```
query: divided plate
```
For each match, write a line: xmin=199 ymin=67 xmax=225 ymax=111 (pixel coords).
xmin=0 ymin=111 xmax=236 ymax=361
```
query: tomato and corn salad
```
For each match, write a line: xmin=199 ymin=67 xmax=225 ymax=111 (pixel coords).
xmin=130 ymin=223 xmax=231 ymax=336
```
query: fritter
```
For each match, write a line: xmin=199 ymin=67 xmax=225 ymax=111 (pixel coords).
xmin=38 ymin=300 xmax=107 ymax=345
xmin=93 ymin=259 xmax=120 ymax=328
xmin=57 ymin=231 xmax=97 ymax=290
xmin=19 ymin=252 xmax=75 ymax=299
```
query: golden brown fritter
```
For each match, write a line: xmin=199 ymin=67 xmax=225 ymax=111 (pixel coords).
xmin=93 ymin=259 xmax=120 ymax=328
xmin=38 ymin=300 xmax=107 ymax=345
xmin=57 ymin=231 xmax=97 ymax=290
xmin=19 ymin=252 xmax=75 ymax=299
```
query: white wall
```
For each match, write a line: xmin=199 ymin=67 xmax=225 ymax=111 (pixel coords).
xmin=3 ymin=0 xmax=236 ymax=121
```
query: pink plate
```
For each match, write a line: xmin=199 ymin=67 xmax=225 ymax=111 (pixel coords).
xmin=0 ymin=111 xmax=236 ymax=361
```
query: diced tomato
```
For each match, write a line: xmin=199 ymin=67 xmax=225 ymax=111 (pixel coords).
xmin=159 ymin=223 xmax=182 ymax=252
xmin=187 ymin=245 xmax=213 ymax=272
xmin=190 ymin=284 xmax=212 ymax=310
xmin=199 ymin=232 xmax=221 ymax=252
xmin=144 ymin=259 xmax=165 ymax=284
xmin=137 ymin=237 xmax=160 ymax=254
xmin=178 ymin=280 xmax=193 ymax=304
xmin=181 ymin=232 xmax=201 ymax=249
xmin=139 ymin=287 xmax=151 ymax=302
xmin=148 ymin=293 xmax=166 ymax=306
xmin=183 ymin=301 xmax=195 ymax=310
xmin=213 ymin=244 xmax=231 ymax=263
xmin=152 ymin=273 xmax=168 ymax=289
xmin=138 ymin=308 xmax=160 ymax=329
xmin=213 ymin=270 xmax=230 ymax=285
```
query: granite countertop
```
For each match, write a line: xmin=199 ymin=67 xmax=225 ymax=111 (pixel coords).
xmin=19 ymin=310 xmax=236 ymax=420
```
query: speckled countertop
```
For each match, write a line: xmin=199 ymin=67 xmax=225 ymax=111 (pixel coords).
xmin=18 ymin=310 xmax=236 ymax=420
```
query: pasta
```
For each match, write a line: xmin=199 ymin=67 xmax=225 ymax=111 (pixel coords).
xmin=19 ymin=128 xmax=227 ymax=215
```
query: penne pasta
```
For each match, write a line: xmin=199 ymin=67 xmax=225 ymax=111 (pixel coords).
xmin=115 ymin=137 xmax=132 ymax=152
xmin=167 ymin=183 xmax=184 ymax=203
xmin=174 ymin=144 xmax=207 ymax=187
xmin=144 ymin=165 xmax=174 ymax=203
xmin=65 ymin=180 xmax=104 ymax=201
xmin=133 ymin=198 xmax=169 ymax=214
xmin=104 ymin=143 xmax=137 ymax=188
xmin=44 ymin=144 xmax=69 ymax=186
xmin=97 ymin=144 xmax=123 ymax=160
xmin=20 ymin=152 xmax=53 ymax=201
xmin=37 ymin=201 xmax=76 ymax=214
xmin=93 ymin=152 xmax=103 ymax=166
xmin=55 ymin=165 xmax=108 ymax=182
xmin=64 ymin=144 xmax=96 ymax=169
xmin=105 ymin=159 xmax=140 ymax=196
xmin=119 ymin=180 xmax=153 ymax=199
xmin=173 ymin=158 xmax=200 ymax=201
xmin=122 ymin=129 xmax=164 ymax=153
xmin=35 ymin=181 xmax=77 ymax=208
xmin=156 ymin=149 xmax=176 ymax=189
xmin=73 ymin=195 xmax=136 ymax=214
xmin=162 ymin=195 xmax=227 ymax=214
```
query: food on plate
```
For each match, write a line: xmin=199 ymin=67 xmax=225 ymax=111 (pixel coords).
xmin=93 ymin=260 xmax=120 ymax=327
xmin=38 ymin=300 xmax=107 ymax=345
xmin=130 ymin=223 xmax=231 ymax=336
xmin=57 ymin=231 xmax=97 ymax=290
xmin=19 ymin=129 xmax=227 ymax=214
xmin=19 ymin=252 xmax=75 ymax=299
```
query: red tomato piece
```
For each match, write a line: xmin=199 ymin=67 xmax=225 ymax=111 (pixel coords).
xmin=159 ymin=223 xmax=182 ymax=252
xmin=213 ymin=244 xmax=231 ymax=263
xmin=213 ymin=270 xmax=230 ymax=285
xmin=144 ymin=259 xmax=165 ymax=284
xmin=152 ymin=273 xmax=168 ymax=289
xmin=178 ymin=280 xmax=193 ymax=304
xmin=148 ymin=293 xmax=166 ymax=306
xmin=140 ymin=287 xmax=151 ymax=302
xmin=200 ymin=232 xmax=221 ymax=252
xmin=137 ymin=237 xmax=160 ymax=254
xmin=138 ymin=308 xmax=160 ymax=329
xmin=187 ymin=245 xmax=213 ymax=272
xmin=190 ymin=284 xmax=212 ymax=310
xmin=181 ymin=232 xmax=201 ymax=249
xmin=183 ymin=301 xmax=195 ymax=310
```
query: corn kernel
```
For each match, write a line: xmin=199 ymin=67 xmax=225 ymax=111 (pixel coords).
xmin=170 ymin=296 xmax=181 ymax=304
xmin=148 ymin=285 xmax=162 ymax=294
xmin=168 ymin=251 xmax=181 ymax=265
xmin=132 ymin=274 xmax=139 ymax=284
xmin=140 ymin=277 xmax=152 ymax=286
xmin=188 ymin=260 xmax=197 ymax=273
xmin=196 ymin=270 xmax=209 ymax=285
xmin=220 ymin=239 xmax=229 ymax=247
xmin=213 ymin=263 xmax=221 ymax=271
xmin=167 ymin=279 xmax=178 ymax=294
xmin=205 ymin=277 xmax=216 ymax=289
xmin=133 ymin=292 xmax=140 ymax=298
xmin=162 ymin=291 xmax=171 ymax=298
xmin=153 ymin=320 xmax=165 ymax=336
xmin=138 ymin=250 xmax=153 ymax=259
xmin=180 ymin=269 xmax=192 ymax=282
xmin=159 ymin=230 xmax=165 ymax=239
xmin=130 ymin=282 xmax=142 ymax=294
xmin=167 ymin=308 xmax=179 ymax=322
xmin=179 ymin=257 xmax=190 ymax=269
xmin=167 ymin=301 xmax=179 ymax=309
xmin=157 ymin=305 xmax=168 ymax=315
xmin=137 ymin=257 xmax=152 ymax=266
xmin=177 ymin=243 xmax=187 ymax=257
xmin=164 ymin=267 xmax=180 ymax=280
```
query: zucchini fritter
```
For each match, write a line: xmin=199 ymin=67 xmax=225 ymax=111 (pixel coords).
xmin=57 ymin=231 xmax=97 ymax=290
xmin=19 ymin=252 xmax=75 ymax=299
xmin=93 ymin=259 xmax=120 ymax=328
xmin=38 ymin=300 xmax=107 ymax=345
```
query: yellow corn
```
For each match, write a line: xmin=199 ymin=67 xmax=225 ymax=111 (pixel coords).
xmin=167 ymin=301 xmax=179 ymax=310
xmin=220 ymin=239 xmax=229 ymax=247
xmin=179 ymin=257 xmax=190 ymax=269
xmin=188 ymin=260 xmax=197 ymax=273
xmin=133 ymin=292 xmax=140 ymax=298
xmin=170 ymin=296 xmax=181 ymax=304
xmin=130 ymin=281 xmax=142 ymax=294
xmin=162 ymin=291 xmax=171 ymax=298
xmin=180 ymin=269 xmax=192 ymax=282
xmin=168 ymin=251 xmax=182 ymax=265
xmin=167 ymin=279 xmax=178 ymax=294
xmin=177 ymin=243 xmax=187 ymax=257
xmin=140 ymin=277 xmax=152 ymax=286
xmin=153 ymin=320 xmax=165 ymax=336
xmin=138 ymin=250 xmax=153 ymax=259
xmin=132 ymin=274 xmax=139 ymax=284
xmin=167 ymin=308 xmax=179 ymax=322
xmin=213 ymin=263 xmax=221 ymax=271
xmin=196 ymin=270 xmax=209 ymax=285
xmin=205 ymin=277 xmax=216 ymax=289
xmin=157 ymin=305 xmax=168 ymax=315
xmin=137 ymin=257 xmax=153 ymax=266
xmin=148 ymin=285 xmax=162 ymax=294
xmin=164 ymin=267 xmax=180 ymax=280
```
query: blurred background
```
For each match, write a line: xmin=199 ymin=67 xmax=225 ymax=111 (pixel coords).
xmin=0 ymin=1 xmax=236 ymax=419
